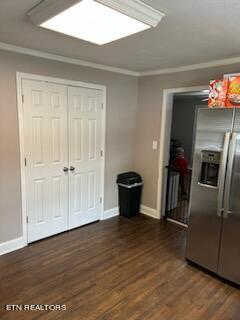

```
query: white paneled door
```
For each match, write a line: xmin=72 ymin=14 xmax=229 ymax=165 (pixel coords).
xmin=68 ymin=87 xmax=103 ymax=229
xmin=22 ymin=79 xmax=104 ymax=243
xmin=23 ymin=80 xmax=69 ymax=243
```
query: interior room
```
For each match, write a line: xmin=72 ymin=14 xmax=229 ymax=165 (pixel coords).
xmin=166 ymin=92 xmax=208 ymax=225
xmin=0 ymin=1 xmax=240 ymax=319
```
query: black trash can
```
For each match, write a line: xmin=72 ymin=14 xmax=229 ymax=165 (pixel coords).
xmin=117 ymin=172 xmax=142 ymax=218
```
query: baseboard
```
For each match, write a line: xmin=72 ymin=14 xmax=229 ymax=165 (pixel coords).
xmin=102 ymin=206 xmax=159 ymax=220
xmin=0 ymin=237 xmax=26 ymax=256
xmin=140 ymin=205 xmax=159 ymax=219
xmin=101 ymin=207 xmax=119 ymax=220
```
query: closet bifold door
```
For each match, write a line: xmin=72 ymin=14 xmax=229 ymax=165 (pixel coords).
xmin=68 ymin=86 xmax=103 ymax=229
xmin=23 ymin=80 xmax=69 ymax=243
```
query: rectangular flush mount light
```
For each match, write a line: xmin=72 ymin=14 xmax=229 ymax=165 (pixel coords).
xmin=27 ymin=0 xmax=164 ymax=45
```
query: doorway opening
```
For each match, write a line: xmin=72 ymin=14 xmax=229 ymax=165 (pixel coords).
xmin=157 ymin=86 xmax=209 ymax=227
xmin=165 ymin=92 xmax=208 ymax=225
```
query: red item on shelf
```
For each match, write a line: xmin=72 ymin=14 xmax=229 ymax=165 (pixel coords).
xmin=172 ymin=157 xmax=188 ymax=176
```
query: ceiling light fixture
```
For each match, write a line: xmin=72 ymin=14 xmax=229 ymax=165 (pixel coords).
xmin=27 ymin=0 xmax=165 ymax=45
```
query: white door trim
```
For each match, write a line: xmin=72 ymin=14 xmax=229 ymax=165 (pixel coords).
xmin=156 ymin=85 xmax=208 ymax=219
xmin=16 ymin=72 xmax=106 ymax=245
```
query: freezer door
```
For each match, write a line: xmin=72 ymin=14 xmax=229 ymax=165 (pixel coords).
xmin=186 ymin=108 xmax=233 ymax=273
xmin=218 ymin=109 xmax=240 ymax=285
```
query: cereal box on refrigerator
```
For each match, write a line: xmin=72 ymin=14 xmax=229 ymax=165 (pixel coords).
xmin=226 ymin=76 xmax=240 ymax=107
xmin=208 ymin=80 xmax=228 ymax=108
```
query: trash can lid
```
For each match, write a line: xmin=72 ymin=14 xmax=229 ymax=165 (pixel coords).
xmin=117 ymin=172 xmax=142 ymax=185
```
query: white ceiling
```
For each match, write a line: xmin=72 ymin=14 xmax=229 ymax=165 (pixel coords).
xmin=0 ymin=0 xmax=240 ymax=72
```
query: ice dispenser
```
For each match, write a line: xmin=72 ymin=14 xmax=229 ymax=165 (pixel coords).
xmin=199 ymin=150 xmax=221 ymax=187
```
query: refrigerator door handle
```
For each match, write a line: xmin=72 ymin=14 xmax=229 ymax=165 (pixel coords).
xmin=217 ymin=132 xmax=231 ymax=217
xmin=223 ymin=132 xmax=238 ymax=219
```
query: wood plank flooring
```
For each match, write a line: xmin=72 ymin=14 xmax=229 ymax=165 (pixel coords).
xmin=0 ymin=215 xmax=239 ymax=320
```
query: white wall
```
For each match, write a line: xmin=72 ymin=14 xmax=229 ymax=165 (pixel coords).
xmin=0 ymin=49 xmax=138 ymax=243
xmin=1 ymin=46 xmax=240 ymax=246
xmin=134 ymin=63 xmax=240 ymax=210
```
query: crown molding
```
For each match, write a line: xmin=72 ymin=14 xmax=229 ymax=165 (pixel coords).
xmin=0 ymin=42 xmax=139 ymax=76
xmin=1 ymin=41 xmax=240 ymax=77
xmin=139 ymin=56 xmax=240 ymax=76
xmin=97 ymin=0 xmax=165 ymax=27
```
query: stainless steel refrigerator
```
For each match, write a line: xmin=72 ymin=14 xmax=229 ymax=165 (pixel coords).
xmin=186 ymin=108 xmax=240 ymax=285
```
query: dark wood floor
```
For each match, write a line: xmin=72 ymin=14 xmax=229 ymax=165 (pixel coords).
xmin=0 ymin=215 xmax=239 ymax=320
xmin=167 ymin=198 xmax=189 ymax=225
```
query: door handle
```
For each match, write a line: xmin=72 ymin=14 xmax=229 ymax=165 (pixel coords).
xmin=70 ymin=166 xmax=75 ymax=172
xmin=63 ymin=166 xmax=69 ymax=172
xmin=223 ymin=132 xmax=237 ymax=219
xmin=217 ymin=132 xmax=230 ymax=217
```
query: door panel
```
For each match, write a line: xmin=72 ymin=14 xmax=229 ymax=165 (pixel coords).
xmin=88 ymin=119 xmax=97 ymax=160
xmin=218 ymin=109 xmax=240 ymax=284
xmin=68 ymin=86 xmax=103 ymax=229
xmin=23 ymin=80 xmax=68 ymax=243
xmin=186 ymin=108 xmax=233 ymax=272
xmin=73 ymin=118 xmax=83 ymax=161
